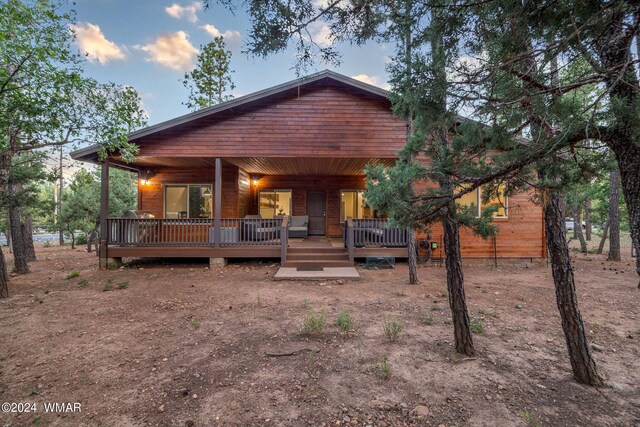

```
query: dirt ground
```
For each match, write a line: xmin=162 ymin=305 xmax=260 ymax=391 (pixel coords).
xmin=0 ymin=242 xmax=639 ymax=427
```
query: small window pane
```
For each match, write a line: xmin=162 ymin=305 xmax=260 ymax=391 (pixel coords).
xmin=275 ymin=191 xmax=291 ymax=216
xmin=358 ymin=192 xmax=374 ymax=219
xmin=341 ymin=191 xmax=357 ymax=222
xmin=481 ymin=185 xmax=508 ymax=217
xmin=456 ymin=186 xmax=479 ymax=217
xmin=189 ymin=185 xmax=212 ymax=218
xmin=259 ymin=191 xmax=275 ymax=218
xmin=166 ymin=186 xmax=188 ymax=219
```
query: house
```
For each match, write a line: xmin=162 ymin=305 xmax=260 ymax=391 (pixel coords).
xmin=71 ymin=70 xmax=546 ymax=269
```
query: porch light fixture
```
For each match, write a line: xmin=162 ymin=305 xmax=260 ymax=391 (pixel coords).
xmin=250 ymin=174 xmax=263 ymax=186
xmin=203 ymin=187 xmax=211 ymax=196
xmin=140 ymin=169 xmax=155 ymax=185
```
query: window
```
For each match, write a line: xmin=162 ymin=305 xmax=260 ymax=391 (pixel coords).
xmin=481 ymin=185 xmax=508 ymax=217
xmin=165 ymin=185 xmax=212 ymax=218
xmin=259 ymin=190 xmax=292 ymax=218
xmin=455 ymin=185 xmax=508 ymax=218
xmin=455 ymin=185 xmax=479 ymax=215
xmin=340 ymin=190 xmax=374 ymax=222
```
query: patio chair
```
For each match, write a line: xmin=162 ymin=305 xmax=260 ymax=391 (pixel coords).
xmin=288 ymin=215 xmax=309 ymax=238
xmin=242 ymin=215 xmax=281 ymax=241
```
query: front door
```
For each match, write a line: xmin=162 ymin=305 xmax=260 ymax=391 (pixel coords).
xmin=307 ymin=191 xmax=326 ymax=235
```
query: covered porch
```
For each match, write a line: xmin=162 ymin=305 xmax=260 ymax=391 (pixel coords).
xmin=96 ymin=155 xmax=411 ymax=268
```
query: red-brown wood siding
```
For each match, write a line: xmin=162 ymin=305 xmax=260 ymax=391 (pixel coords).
xmin=132 ymin=85 xmax=407 ymax=159
xmin=237 ymin=168 xmax=251 ymax=218
xmin=255 ymin=175 xmax=367 ymax=237
xmin=415 ymin=190 xmax=545 ymax=259
xmin=138 ymin=165 xmax=240 ymax=219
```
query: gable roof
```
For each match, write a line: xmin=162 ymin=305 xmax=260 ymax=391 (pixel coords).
xmin=70 ymin=70 xmax=390 ymax=165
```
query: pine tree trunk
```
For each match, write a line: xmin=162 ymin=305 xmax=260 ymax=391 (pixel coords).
xmin=597 ymin=220 xmax=609 ymax=255
xmin=544 ymin=190 xmax=603 ymax=386
xmin=573 ymin=205 xmax=587 ymax=253
xmin=597 ymin=21 xmax=640 ymax=286
xmin=0 ymin=151 xmax=13 ymax=295
xmin=70 ymin=231 xmax=75 ymax=249
xmin=9 ymin=206 xmax=29 ymax=274
xmin=585 ymin=200 xmax=592 ymax=241
xmin=442 ymin=215 xmax=475 ymax=356
xmin=22 ymin=214 xmax=36 ymax=262
xmin=408 ymin=229 xmax=419 ymax=284
xmin=5 ymin=229 xmax=12 ymax=254
xmin=8 ymin=182 xmax=30 ymax=277
xmin=608 ymin=170 xmax=621 ymax=261
xmin=0 ymin=246 xmax=8 ymax=298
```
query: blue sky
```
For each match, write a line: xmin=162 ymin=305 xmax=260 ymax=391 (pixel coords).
xmin=69 ymin=0 xmax=392 ymax=126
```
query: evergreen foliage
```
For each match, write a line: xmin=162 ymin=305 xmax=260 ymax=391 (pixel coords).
xmin=182 ymin=37 xmax=235 ymax=111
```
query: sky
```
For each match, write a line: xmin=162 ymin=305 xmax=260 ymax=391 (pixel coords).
xmin=67 ymin=0 xmax=393 ymax=127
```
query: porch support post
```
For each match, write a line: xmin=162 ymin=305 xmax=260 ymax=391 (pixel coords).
xmin=280 ymin=216 xmax=289 ymax=265
xmin=214 ymin=157 xmax=222 ymax=248
xmin=99 ymin=159 xmax=109 ymax=269
xmin=347 ymin=217 xmax=354 ymax=263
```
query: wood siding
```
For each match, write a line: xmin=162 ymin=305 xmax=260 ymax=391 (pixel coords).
xmin=136 ymin=169 xmax=545 ymax=258
xmin=138 ymin=165 xmax=240 ymax=219
xmin=256 ymin=175 xmax=367 ymax=237
xmin=132 ymin=85 xmax=407 ymax=159
xmin=237 ymin=168 xmax=251 ymax=218
xmin=416 ymin=190 xmax=545 ymax=259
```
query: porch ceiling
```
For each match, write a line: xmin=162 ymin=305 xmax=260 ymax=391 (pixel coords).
xmin=224 ymin=157 xmax=396 ymax=176
xmin=112 ymin=156 xmax=397 ymax=175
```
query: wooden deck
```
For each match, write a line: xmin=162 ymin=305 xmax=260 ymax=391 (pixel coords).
xmin=104 ymin=245 xmax=281 ymax=259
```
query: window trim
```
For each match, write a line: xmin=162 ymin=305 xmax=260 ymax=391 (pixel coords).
xmin=258 ymin=189 xmax=292 ymax=218
xmin=163 ymin=184 xmax=213 ymax=219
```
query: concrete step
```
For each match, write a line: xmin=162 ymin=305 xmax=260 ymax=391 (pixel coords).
xmin=282 ymin=260 xmax=354 ymax=268
xmin=274 ymin=267 xmax=360 ymax=280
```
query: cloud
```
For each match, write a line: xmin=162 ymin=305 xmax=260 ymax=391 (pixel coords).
xmin=136 ymin=31 xmax=198 ymax=71
xmin=72 ymin=22 xmax=126 ymax=63
xmin=165 ymin=2 xmax=202 ymax=23
xmin=307 ymin=21 xmax=334 ymax=47
xmin=199 ymin=24 xmax=242 ymax=49
xmin=351 ymin=74 xmax=390 ymax=90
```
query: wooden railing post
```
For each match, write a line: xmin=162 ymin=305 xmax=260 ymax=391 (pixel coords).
xmin=280 ymin=216 xmax=289 ymax=264
xmin=214 ymin=157 xmax=222 ymax=248
xmin=347 ymin=217 xmax=354 ymax=262
xmin=99 ymin=159 xmax=109 ymax=268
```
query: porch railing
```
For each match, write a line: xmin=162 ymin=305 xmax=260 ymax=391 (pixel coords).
xmin=107 ymin=217 xmax=283 ymax=247
xmin=220 ymin=218 xmax=282 ymax=246
xmin=348 ymin=218 xmax=409 ymax=248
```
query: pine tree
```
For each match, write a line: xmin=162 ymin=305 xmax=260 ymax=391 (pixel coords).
xmin=182 ymin=37 xmax=235 ymax=111
xmin=0 ymin=1 xmax=146 ymax=297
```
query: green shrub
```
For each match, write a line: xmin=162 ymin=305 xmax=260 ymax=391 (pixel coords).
xmin=116 ymin=281 xmax=129 ymax=290
xmin=470 ymin=318 xmax=484 ymax=334
xmin=76 ymin=233 xmax=87 ymax=245
xmin=77 ymin=279 xmax=89 ymax=287
xmin=373 ymin=357 xmax=391 ymax=380
xmin=102 ymin=284 xmax=113 ymax=292
xmin=192 ymin=319 xmax=201 ymax=329
xmin=335 ymin=310 xmax=355 ymax=333
xmin=519 ymin=410 xmax=541 ymax=427
xmin=65 ymin=271 xmax=80 ymax=280
xmin=419 ymin=314 xmax=433 ymax=325
xmin=301 ymin=310 xmax=326 ymax=335
xmin=383 ymin=316 xmax=403 ymax=342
